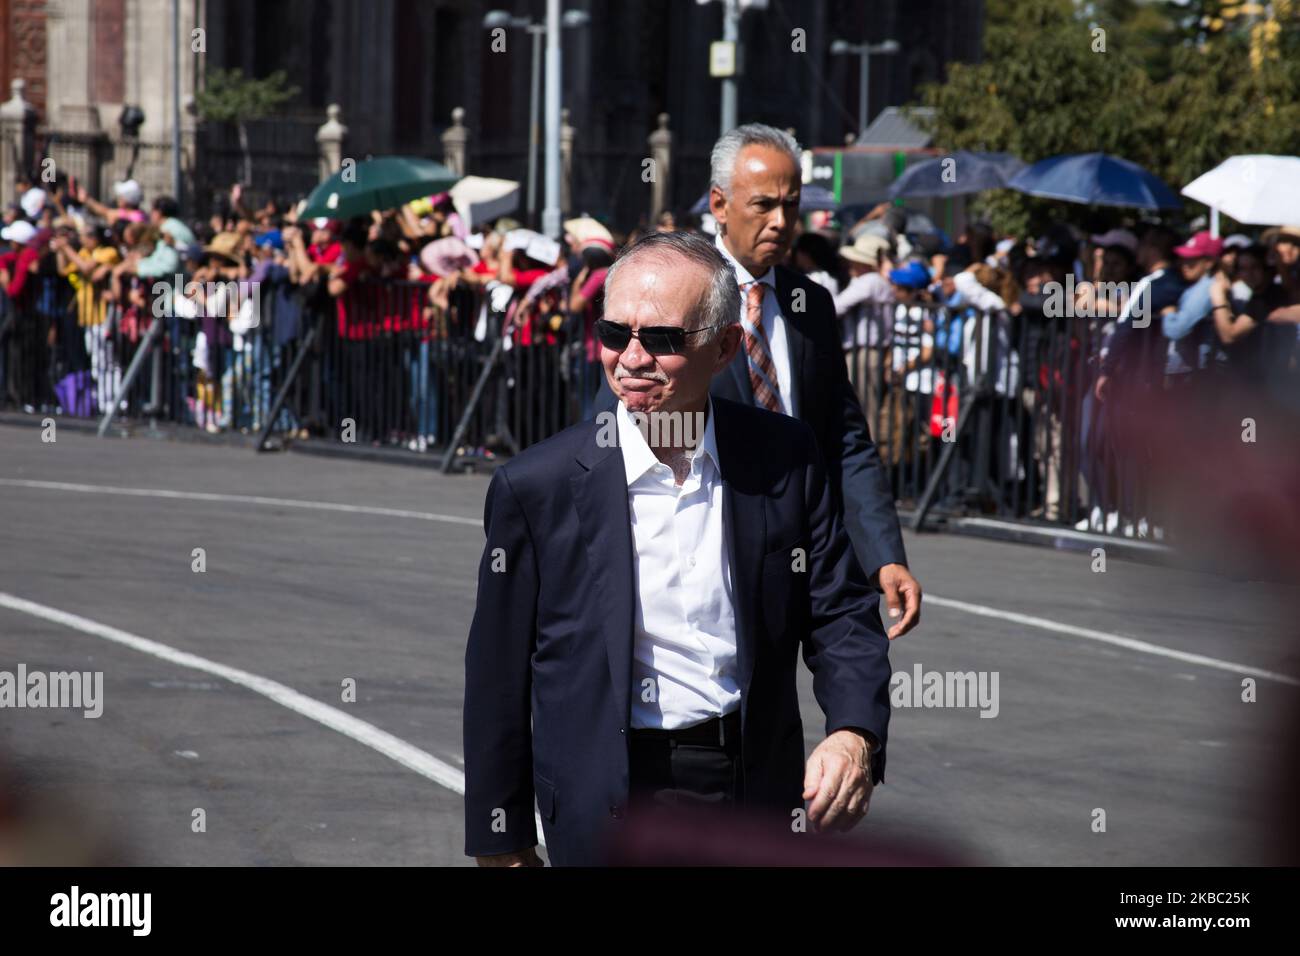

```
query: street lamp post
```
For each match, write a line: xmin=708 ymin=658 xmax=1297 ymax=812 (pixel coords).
xmin=483 ymin=8 xmax=589 ymax=233
xmin=830 ymin=38 xmax=900 ymax=140
xmin=721 ymin=0 xmax=739 ymax=136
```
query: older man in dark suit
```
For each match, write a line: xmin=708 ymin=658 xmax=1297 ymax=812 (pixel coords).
xmin=464 ymin=232 xmax=892 ymax=866
xmin=596 ymin=124 xmax=921 ymax=638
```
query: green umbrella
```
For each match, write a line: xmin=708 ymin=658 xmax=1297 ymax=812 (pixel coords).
xmin=298 ymin=156 xmax=462 ymax=221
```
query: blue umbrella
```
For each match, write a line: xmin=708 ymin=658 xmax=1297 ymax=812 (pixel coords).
xmin=1007 ymin=152 xmax=1180 ymax=210
xmin=887 ymin=150 xmax=1026 ymax=199
xmin=689 ymin=183 xmax=840 ymax=216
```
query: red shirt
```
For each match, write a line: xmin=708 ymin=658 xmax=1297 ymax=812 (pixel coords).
xmin=504 ymin=267 xmax=551 ymax=346
xmin=5 ymin=246 xmax=41 ymax=299
xmin=309 ymin=241 xmax=342 ymax=265
xmin=334 ymin=258 xmax=379 ymax=340
xmin=508 ymin=267 xmax=550 ymax=291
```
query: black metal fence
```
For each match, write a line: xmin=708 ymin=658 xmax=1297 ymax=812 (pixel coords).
xmin=5 ymin=272 xmax=1254 ymax=540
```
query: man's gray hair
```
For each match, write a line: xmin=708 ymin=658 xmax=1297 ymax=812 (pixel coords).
xmin=603 ymin=231 xmax=740 ymax=345
xmin=710 ymin=123 xmax=802 ymax=198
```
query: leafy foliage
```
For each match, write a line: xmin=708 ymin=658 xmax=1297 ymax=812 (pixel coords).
xmin=194 ymin=69 xmax=300 ymax=126
xmin=913 ymin=0 xmax=1300 ymax=235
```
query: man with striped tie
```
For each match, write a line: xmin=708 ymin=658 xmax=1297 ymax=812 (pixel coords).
xmin=704 ymin=123 xmax=921 ymax=639
xmin=594 ymin=124 xmax=920 ymax=638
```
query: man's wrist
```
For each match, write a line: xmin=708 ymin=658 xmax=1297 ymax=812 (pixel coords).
xmin=833 ymin=725 xmax=880 ymax=754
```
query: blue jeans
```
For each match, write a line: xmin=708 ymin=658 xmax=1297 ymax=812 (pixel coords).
xmin=406 ymin=340 xmax=439 ymax=439
xmin=221 ymin=336 xmax=298 ymax=432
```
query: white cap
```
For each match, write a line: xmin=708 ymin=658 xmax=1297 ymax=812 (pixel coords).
xmin=1 ymin=220 xmax=37 ymax=244
xmin=113 ymin=178 xmax=143 ymax=206
xmin=525 ymin=234 xmax=561 ymax=266
xmin=465 ymin=232 xmax=485 ymax=250
xmin=20 ymin=187 xmax=46 ymax=219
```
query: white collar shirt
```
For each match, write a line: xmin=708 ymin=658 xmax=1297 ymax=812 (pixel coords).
xmin=616 ymin=397 xmax=741 ymax=730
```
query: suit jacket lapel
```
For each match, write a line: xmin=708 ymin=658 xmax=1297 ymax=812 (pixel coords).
xmin=571 ymin=426 xmax=636 ymax=728
xmin=712 ymin=400 xmax=766 ymax=725
xmin=774 ymin=269 xmax=805 ymax=420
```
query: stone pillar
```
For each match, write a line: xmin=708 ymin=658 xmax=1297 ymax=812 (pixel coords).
xmin=648 ymin=112 xmax=672 ymax=221
xmin=560 ymin=107 xmax=574 ymax=215
xmin=0 ymin=79 xmax=38 ymax=201
xmin=441 ymin=106 xmax=468 ymax=176
xmin=45 ymin=0 xmax=102 ymax=133
xmin=316 ymin=104 xmax=347 ymax=181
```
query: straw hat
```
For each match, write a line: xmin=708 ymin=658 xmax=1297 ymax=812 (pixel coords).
xmin=838 ymin=232 xmax=891 ymax=267
xmin=204 ymin=231 xmax=244 ymax=264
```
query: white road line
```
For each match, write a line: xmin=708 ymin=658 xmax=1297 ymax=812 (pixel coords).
xmin=0 ymin=591 xmax=546 ymax=850
xmin=0 ymin=478 xmax=481 ymax=527
xmin=5 ymin=477 xmax=1293 ymax=688
xmin=926 ymin=594 xmax=1300 ymax=687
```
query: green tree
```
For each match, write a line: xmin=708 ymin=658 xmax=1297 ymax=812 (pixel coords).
xmin=913 ymin=0 xmax=1300 ymax=236
xmin=194 ymin=69 xmax=300 ymax=187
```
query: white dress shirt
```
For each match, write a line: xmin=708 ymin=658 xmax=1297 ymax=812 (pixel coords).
xmin=714 ymin=233 xmax=793 ymax=416
xmin=617 ymin=397 xmax=742 ymax=730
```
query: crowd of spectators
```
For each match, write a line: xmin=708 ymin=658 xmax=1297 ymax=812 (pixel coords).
xmin=3 ymin=172 xmax=1298 ymax=536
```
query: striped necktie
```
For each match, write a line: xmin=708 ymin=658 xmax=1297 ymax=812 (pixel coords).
xmin=742 ymin=281 xmax=782 ymax=413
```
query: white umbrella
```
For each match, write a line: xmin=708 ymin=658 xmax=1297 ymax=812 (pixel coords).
xmin=1181 ymin=155 xmax=1300 ymax=226
xmin=449 ymin=175 xmax=521 ymax=229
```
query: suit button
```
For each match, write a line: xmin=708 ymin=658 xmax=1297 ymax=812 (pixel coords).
xmin=609 ymin=805 xmax=624 ymax=819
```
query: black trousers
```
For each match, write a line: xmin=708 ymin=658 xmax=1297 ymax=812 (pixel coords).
xmin=628 ymin=714 xmax=743 ymax=813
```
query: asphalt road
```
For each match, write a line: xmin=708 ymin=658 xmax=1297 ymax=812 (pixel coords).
xmin=1 ymin=422 xmax=1295 ymax=866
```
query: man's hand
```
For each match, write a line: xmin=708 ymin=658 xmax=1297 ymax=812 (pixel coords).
xmin=1094 ymin=374 xmax=1109 ymax=403
xmin=475 ymin=846 xmax=544 ymax=867
xmin=877 ymin=563 xmax=921 ymax=639
xmin=803 ymin=729 xmax=875 ymax=833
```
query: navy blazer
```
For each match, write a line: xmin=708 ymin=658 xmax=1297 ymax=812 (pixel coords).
xmin=463 ymin=396 xmax=892 ymax=865
xmin=593 ymin=263 xmax=907 ymax=578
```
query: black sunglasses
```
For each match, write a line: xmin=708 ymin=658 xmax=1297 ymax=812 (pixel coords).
xmin=594 ymin=318 xmax=721 ymax=355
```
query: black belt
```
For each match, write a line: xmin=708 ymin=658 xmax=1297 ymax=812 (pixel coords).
xmin=630 ymin=710 xmax=741 ymax=748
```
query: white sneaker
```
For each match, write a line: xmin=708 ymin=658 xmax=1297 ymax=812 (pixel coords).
xmin=1105 ymin=511 xmax=1120 ymax=534
xmin=1123 ymin=522 xmax=1135 ymax=538
xmin=1137 ymin=518 xmax=1149 ymax=539
xmin=1153 ymin=525 xmax=1165 ymax=542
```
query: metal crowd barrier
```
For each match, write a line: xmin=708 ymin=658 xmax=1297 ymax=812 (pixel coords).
xmin=8 ymin=271 xmax=1269 ymax=538
xmin=840 ymin=301 xmax=1142 ymax=536
xmin=0 ymin=273 xmax=604 ymax=474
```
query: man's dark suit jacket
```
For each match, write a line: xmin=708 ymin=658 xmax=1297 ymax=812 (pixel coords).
xmin=463 ymin=396 xmax=892 ymax=866
xmin=593 ymin=263 xmax=907 ymax=577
